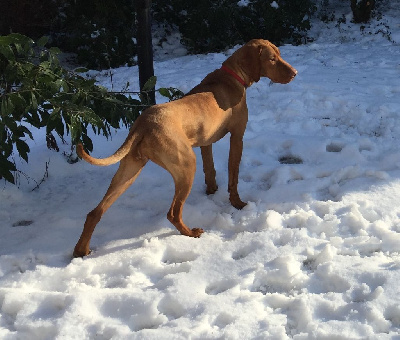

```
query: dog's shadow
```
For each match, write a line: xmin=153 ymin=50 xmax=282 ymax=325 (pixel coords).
xmin=77 ymin=229 xmax=178 ymax=260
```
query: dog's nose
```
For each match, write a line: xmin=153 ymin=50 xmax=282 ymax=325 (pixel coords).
xmin=288 ymin=69 xmax=297 ymax=81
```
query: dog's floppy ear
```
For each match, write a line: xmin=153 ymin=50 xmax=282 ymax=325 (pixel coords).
xmin=238 ymin=41 xmax=263 ymax=83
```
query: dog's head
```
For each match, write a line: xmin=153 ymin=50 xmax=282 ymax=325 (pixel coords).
xmin=237 ymin=39 xmax=297 ymax=85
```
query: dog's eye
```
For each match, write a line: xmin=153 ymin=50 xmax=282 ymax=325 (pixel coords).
xmin=270 ymin=57 xmax=276 ymax=62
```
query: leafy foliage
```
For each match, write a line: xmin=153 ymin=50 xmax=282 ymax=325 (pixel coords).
xmin=152 ymin=0 xmax=316 ymax=54
xmin=53 ymin=0 xmax=137 ymax=69
xmin=0 ymin=34 xmax=183 ymax=184
xmin=2 ymin=0 xmax=316 ymax=69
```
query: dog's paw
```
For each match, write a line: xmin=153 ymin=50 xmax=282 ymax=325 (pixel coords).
xmin=206 ymin=184 xmax=218 ymax=195
xmin=73 ymin=248 xmax=92 ymax=258
xmin=191 ymin=228 xmax=204 ymax=238
xmin=230 ymin=199 xmax=247 ymax=210
xmin=229 ymin=193 xmax=247 ymax=210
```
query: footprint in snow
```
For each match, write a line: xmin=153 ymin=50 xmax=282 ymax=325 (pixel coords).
xmin=279 ymin=155 xmax=303 ymax=164
xmin=326 ymin=142 xmax=344 ymax=153
xmin=161 ymin=246 xmax=198 ymax=264
xmin=205 ymin=279 xmax=239 ymax=295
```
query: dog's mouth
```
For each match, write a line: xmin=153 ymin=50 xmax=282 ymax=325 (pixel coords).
xmin=268 ymin=77 xmax=293 ymax=86
xmin=269 ymin=72 xmax=297 ymax=86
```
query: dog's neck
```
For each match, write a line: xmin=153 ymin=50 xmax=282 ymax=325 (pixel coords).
xmin=221 ymin=65 xmax=248 ymax=88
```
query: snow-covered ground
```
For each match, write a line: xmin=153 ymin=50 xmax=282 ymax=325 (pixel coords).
xmin=1 ymin=2 xmax=400 ymax=339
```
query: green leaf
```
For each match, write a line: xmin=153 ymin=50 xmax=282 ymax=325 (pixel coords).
xmin=170 ymin=88 xmax=184 ymax=100
xmin=158 ymin=87 xmax=172 ymax=99
xmin=3 ymin=115 xmax=18 ymax=132
xmin=36 ymin=36 xmax=49 ymax=48
xmin=127 ymin=98 xmax=142 ymax=106
xmin=1 ymin=170 xmax=15 ymax=184
xmin=96 ymin=85 xmax=108 ymax=93
xmin=47 ymin=108 xmax=65 ymax=137
xmin=82 ymin=133 xmax=93 ymax=152
xmin=69 ymin=115 xmax=82 ymax=142
xmin=6 ymin=97 xmax=15 ymax=116
xmin=83 ymin=109 xmax=103 ymax=127
xmin=1 ymin=98 xmax=8 ymax=116
xmin=49 ymin=47 xmax=61 ymax=55
xmin=62 ymin=80 xmax=70 ymax=93
xmin=16 ymin=140 xmax=30 ymax=162
xmin=31 ymin=92 xmax=38 ymax=110
xmin=18 ymin=125 xmax=33 ymax=140
xmin=0 ymin=36 xmax=14 ymax=45
xmin=9 ymin=33 xmax=33 ymax=45
xmin=0 ymin=45 xmax=15 ymax=60
xmin=142 ymin=76 xmax=157 ymax=92
xmin=0 ymin=33 xmax=32 ymax=47
xmin=25 ymin=110 xmax=42 ymax=128
xmin=0 ymin=156 xmax=16 ymax=184
xmin=10 ymin=93 xmax=27 ymax=111
xmin=74 ymin=67 xmax=89 ymax=73
xmin=14 ymin=43 xmax=23 ymax=55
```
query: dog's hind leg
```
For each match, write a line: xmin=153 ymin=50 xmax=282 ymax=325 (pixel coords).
xmin=73 ymin=156 xmax=147 ymax=257
xmin=164 ymin=146 xmax=204 ymax=238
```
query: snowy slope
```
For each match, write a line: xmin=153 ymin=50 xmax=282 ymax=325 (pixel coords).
xmin=1 ymin=3 xmax=400 ymax=339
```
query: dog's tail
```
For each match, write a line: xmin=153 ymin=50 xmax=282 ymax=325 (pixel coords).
xmin=77 ymin=129 xmax=141 ymax=166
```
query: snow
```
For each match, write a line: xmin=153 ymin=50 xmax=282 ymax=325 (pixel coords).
xmin=237 ymin=0 xmax=250 ymax=7
xmin=1 ymin=3 xmax=400 ymax=339
xmin=271 ymin=1 xmax=279 ymax=10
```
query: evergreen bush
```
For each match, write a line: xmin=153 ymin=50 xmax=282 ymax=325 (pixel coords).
xmin=152 ymin=0 xmax=315 ymax=53
xmin=53 ymin=0 xmax=137 ymax=69
xmin=0 ymin=34 xmax=182 ymax=184
xmin=2 ymin=0 xmax=315 ymax=69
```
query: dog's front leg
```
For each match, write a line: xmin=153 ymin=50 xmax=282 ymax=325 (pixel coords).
xmin=201 ymin=145 xmax=218 ymax=195
xmin=228 ymin=134 xmax=247 ymax=209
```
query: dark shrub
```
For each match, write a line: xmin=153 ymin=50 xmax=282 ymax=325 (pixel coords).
xmin=53 ymin=0 xmax=137 ymax=69
xmin=152 ymin=0 xmax=315 ymax=53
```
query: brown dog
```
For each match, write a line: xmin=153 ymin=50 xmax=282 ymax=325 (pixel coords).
xmin=73 ymin=39 xmax=297 ymax=257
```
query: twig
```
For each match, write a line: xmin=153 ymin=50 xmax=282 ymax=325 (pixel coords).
xmin=31 ymin=160 xmax=50 ymax=191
